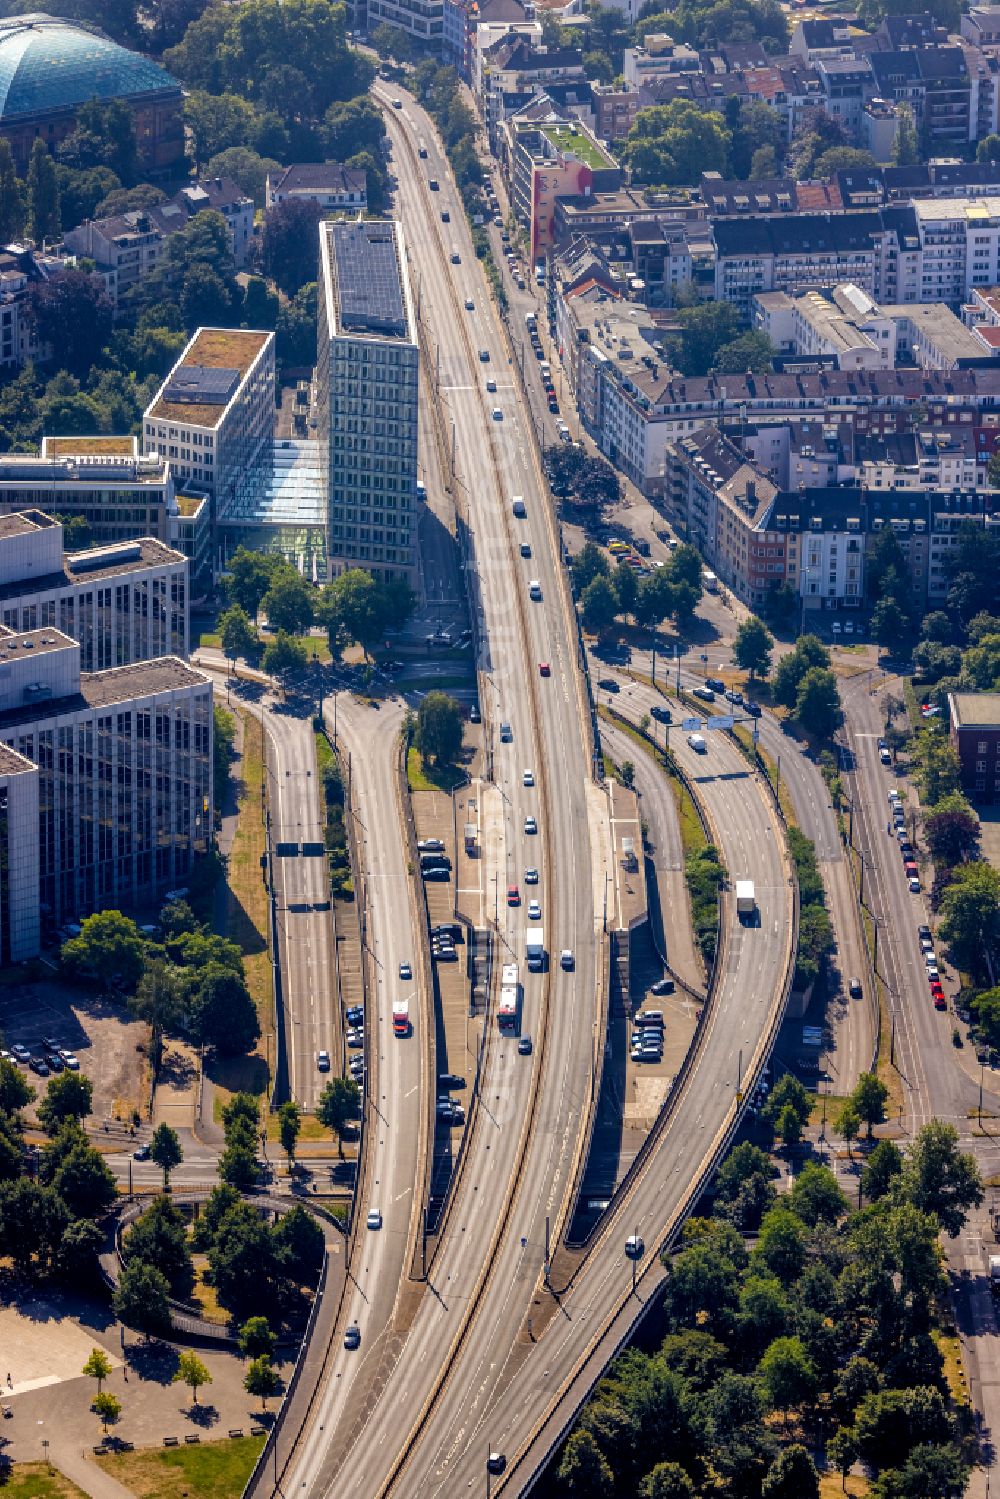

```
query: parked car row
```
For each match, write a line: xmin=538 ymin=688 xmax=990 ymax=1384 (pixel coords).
xmin=630 ymin=1010 xmax=664 ymax=1064
xmin=2 ymin=1038 xmax=79 ymax=1075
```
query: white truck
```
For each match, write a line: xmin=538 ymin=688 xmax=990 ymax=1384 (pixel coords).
xmin=526 ymin=927 xmax=544 ymax=972
xmin=736 ymin=880 xmax=756 ymax=918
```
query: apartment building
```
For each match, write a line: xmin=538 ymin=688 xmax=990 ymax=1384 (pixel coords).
xmin=755 ymin=284 xmax=895 ymax=371
xmin=317 ymin=220 xmax=418 ymax=583
xmin=713 ymin=212 xmax=889 ymax=319
xmin=949 ymin=691 xmax=1000 ymax=805
xmin=366 ymin=0 xmax=442 ymax=44
xmin=265 ymin=163 xmax=368 ymax=213
xmin=63 ymin=177 xmax=256 ymax=307
xmin=0 ymin=625 xmax=212 ymax=939
xmin=503 ymin=106 xmax=622 ymax=262
xmin=143 ymin=327 xmax=276 ymax=556
xmin=0 ymin=511 xmax=186 ymax=672
xmin=443 ymin=0 xmax=536 ymax=82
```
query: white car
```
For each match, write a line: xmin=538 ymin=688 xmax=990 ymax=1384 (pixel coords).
xmin=527 ymin=899 xmax=541 ymax=921
xmin=525 ymin=867 xmax=538 ymax=884
xmin=523 ymin=769 xmax=534 ymax=786
xmin=492 ymin=407 xmax=503 ymax=421
xmin=465 ymin=297 xmax=474 ymax=310
xmin=366 ymin=1209 xmax=382 ymax=1230
xmin=908 ymin=877 xmax=921 ymax=893
xmin=61 ymin=1052 xmax=80 ymax=1070
xmin=524 ymin=816 xmax=537 ymax=834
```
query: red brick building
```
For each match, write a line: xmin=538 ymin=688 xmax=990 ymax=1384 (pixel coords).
xmin=949 ymin=692 xmax=1000 ymax=806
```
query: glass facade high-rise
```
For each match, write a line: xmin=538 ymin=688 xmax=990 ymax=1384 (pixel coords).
xmin=317 ymin=220 xmax=419 ymax=584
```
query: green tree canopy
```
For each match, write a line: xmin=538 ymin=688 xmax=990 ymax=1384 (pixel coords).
xmin=733 ymin=616 xmax=773 ymax=681
xmin=416 ymin=691 xmax=464 ymax=767
xmin=113 ymin=1260 xmax=172 ymax=1340
xmin=625 ymin=101 xmax=732 ymax=188
xmin=61 ymin=910 xmax=146 ymax=990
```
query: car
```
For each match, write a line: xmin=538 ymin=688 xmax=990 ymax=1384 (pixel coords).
xmin=524 ymin=867 xmax=538 ymax=884
xmin=465 ymin=297 xmax=474 ymax=310
xmin=317 ymin=1050 xmax=331 ymax=1071
xmin=133 ymin=1143 xmax=150 ymax=1160
xmin=439 ymin=1074 xmax=465 ymax=1090
xmin=926 ymin=965 xmax=939 ymax=983
xmin=725 ymin=690 xmax=743 ymax=706
xmin=346 ymin=1005 xmax=364 ymax=1025
xmin=878 ymin=738 xmax=888 ymax=750
xmin=10 ymin=1043 xmax=29 ymax=1061
xmin=46 ymin=1052 xmax=64 ymax=1071
xmin=524 ymin=816 xmax=537 ymax=834
xmin=930 ymin=978 xmax=944 ymax=996
xmin=650 ymin=977 xmax=675 ymax=995
xmin=924 ymin=950 xmax=937 ymax=969
xmin=904 ymin=861 xmax=918 ymax=878
xmin=447 ymin=1104 xmax=465 ymax=1125
xmin=391 ymin=98 xmax=402 ymax=107
xmin=487 ymin=1455 xmax=507 ymax=1476
xmin=399 ymin=961 xmax=412 ymax=981
xmin=492 ymin=407 xmax=503 ymax=421
xmin=520 ymin=542 xmax=531 ymax=557
xmin=434 ymin=946 xmax=458 ymax=962
xmin=367 ymin=1209 xmax=382 ymax=1231
xmin=692 ymin=685 xmax=715 ymax=702
xmin=436 ymin=1099 xmax=455 ymax=1119
xmin=29 ymin=1057 xmax=49 ymax=1076
xmin=548 ymin=399 xmax=559 ymax=414
xmin=528 ymin=900 xmax=541 ymax=921
xmin=933 ymin=992 xmax=947 ymax=1011
xmin=908 ymin=877 xmax=921 ymax=893
xmin=887 ymin=789 xmax=900 ymax=804
xmin=432 ymin=922 xmax=463 ymax=942
xmin=507 ymin=885 xmax=520 ymax=906
xmin=528 ymin=579 xmax=542 ymax=600
xmin=479 ymin=348 xmax=490 ymax=363
xmin=539 ymin=661 xmax=550 ymax=677
xmin=880 ymin=748 xmax=892 ymax=765
xmin=428 ymin=178 xmax=439 ymax=190
xmin=518 ymin=1035 xmax=533 ymax=1055
xmin=441 ymin=209 xmax=450 ymax=222
xmin=849 ymin=977 xmax=862 ymax=998
xmin=349 ymin=1059 xmax=365 ymax=1077
xmin=423 ymin=867 xmax=450 ymax=882
xmin=523 ymin=769 xmax=534 ymax=786
xmin=61 ymin=1053 xmax=80 ymax=1070
xmin=651 ymin=704 xmax=671 ymax=723
xmin=561 ymin=949 xmax=574 ymax=970
xmin=347 ymin=1031 xmax=364 ymax=1049
xmin=918 ymin=924 xmax=932 ymax=940
xmin=706 ymin=677 xmax=726 ymax=694
xmin=744 ymin=700 xmax=762 ymax=717
xmin=418 ymin=838 xmax=445 ymax=854
xmin=344 ymin=1324 xmax=361 ymax=1350
xmin=597 ymin=678 xmax=619 ymax=693
xmin=470 ymin=704 xmax=481 ymax=723
xmin=486 ymin=378 xmax=497 ymax=392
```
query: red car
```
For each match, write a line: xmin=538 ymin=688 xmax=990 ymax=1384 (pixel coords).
xmin=933 ymin=993 xmax=947 ymax=1011
xmin=507 ymin=885 xmax=520 ymax=906
xmin=539 ymin=662 xmax=551 ymax=677
xmin=904 ymin=861 xmax=918 ymax=878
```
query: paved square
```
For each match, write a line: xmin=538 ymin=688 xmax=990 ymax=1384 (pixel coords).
xmin=0 ymin=1296 xmax=122 ymax=1396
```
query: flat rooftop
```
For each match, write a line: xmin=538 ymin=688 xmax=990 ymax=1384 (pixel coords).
xmin=0 ymin=742 xmax=36 ymax=776
xmin=0 ymin=454 xmax=169 ymax=487
xmin=951 ymin=691 xmax=1000 ymax=728
xmin=0 ymin=626 xmax=76 ymax=659
xmin=0 ymin=535 xmax=185 ymax=604
xmin=0 ymin=657 xmax=209 ymax=731
xmin=540 ymin=122 xmax=615 ymax=169
xmin=149 ymin=328 xmax=271 ymax=427
xmin=882 ymin=303 xmax=985 ymax=363
xmin=0 ymin=512 xmax=48 ymax=539
xmin=326 ymin=221 xmax=410 ymax=340
xmin=42 ymin=436 xmax=138 ymax=458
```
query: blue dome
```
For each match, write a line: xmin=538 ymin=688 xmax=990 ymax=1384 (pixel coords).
xmin=0 ymin=14 xmax=178 ymax=120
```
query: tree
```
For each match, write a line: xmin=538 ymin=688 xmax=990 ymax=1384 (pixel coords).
xmin=851 ymin=1071 xmax=889 ymax=1140
xmin=262 ymin=631 xmax=309 ymax=688
xmin=0 ymin=1055 xmax=34 ymax=1115
xmin=238 ymin=1316 xmax=276 ymax=1360
xmin=227 ymin=548 xmax=283 ymax=618
xmin=556 ymin=1429 xmax=615 ymax=1498
xmin=173 ymin=1351 xmax=212 ymax=1405
xmin=640 ymin=1462 xmax=696 ymax=1499
xmin=317 ymin=1077 xmax=360 ymax=1156
xmin=58 ymin=98 xmax=137 ymax=185
xmin=872 ymin=1443 xmax=969 ymax=1499
xmin=262 ymin=198 xmax=323 ymax=297
xmin=863 ymin=1139 xmax=904 ymax=1202
xmin=714 ymin=329 xmax=776 ymax=374
xmin=207 ymin=146 xmax=281 ymax=207
xmin=324 ymin=96 xmax=386 ymax=161
xmin=262 ymin=571 xmax=314 ymax=635
xmin=572 ymin=541 xmax=611 ymax=594
xmin=273 ymin=1203 xmax=324 ymax=1284
xmin=113 ymin=1260 xmax=172 ymax=1341
xmin=729 ymin=98 xmax=785 ymax=179
xmin=772 ymin=634 xmax=829 ymax=707
xmin=123 ymin=1195 xmax=195 ymax=1298
xmin=277 ymin=281 xmax=318 ymax=369
xmin=244 ymin=1355 xmax=281 ymax=1411
xmin=827 ymin=1426 xmax=860 ymax=1491
xmin=912 ymin=731 xmax=962 ymax=809
xmin=0 ymin=139 xmax=24 ymax=241
xmin=317 ymin=568 xmax=395 ymax=658
xmin=37 ymin=1071 xmax=93 ymax=1135
xmin=27 ymin=269 xmax=113 ymax=379
xmin=219 ymin=604 xmax=258 ymax=667
xmin=754 ymin=1207 xmax=807 ymax=1283
xmin=189 ymin=965 xmax=260 ymax=1056
xmin=940 ymin=862 xmax=1000 ymax=979
xmin=789 ymin=1162 xmax=846 ymax=1227
xmin=837 ymin=1101 xmax=860 ymax=1156
xmin=734 ymin=617 xmax=773 ymax=681
xmin=892 ymin=103 xmax=919 ymax=166
xmin=872 ymin=597 xmax=911 ymax=655
xmin=61 ymin=910 xmax=146 ymax=990
xmin=129 ymin=960 xmax=184 ymax=1067
xmin=762 ymin=1444 xmax=819 ymax=1499
xmin=415 ymin=692 xmax=463 ymax=766
xmin=581 ymin=575 xmax=620 ymax=636
xmin=978 ymin=133 xmax=1000 ymax=163
xmin=795 ymin=667 xmax=841 ymax=738
xmin=82 ymin=1347 xmax=113 ymax=1395
xmin=759 ymin=1336 xmax=817 ymax=1419
xmin=750 ymin=145 xmax=778 ymax=179
xmin=762 ymin=1074 xmax=811 ymax=1138
xmin=852 ymin=1386 xmax=950 ymax=1473
xmin=774 ymin=1103 xmax=802 ymax=1149
xmin=93 ymin=1392 xmax=122 ymax=1433
xmin=50 ymin=1138 xmax=117 ymax=1218
xmin=613 ymin=560 xmax=640 ymax=621
xmin=813 ymin=147 xmax=879 ymax=178
xmin=900 ymin=1119 xmax=983 ymax=1237
xmin=625 ymin=101 xmax=732 ymax=188
xmin=278 ymin=1101 xmax=301 ymax=1168
xmin=150 ymin=1123 xmax=183 ymax=1192
xmin=26 ymin=140 xmax=60 ymax=245
xmin=673 ymin=301 xmax=741 ymax=377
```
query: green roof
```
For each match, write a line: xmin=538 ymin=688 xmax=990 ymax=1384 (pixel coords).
xmin=541 ymin=123 xmax=611 ymax=170
xmin=0 ymin=14 xmax=178 ymax=121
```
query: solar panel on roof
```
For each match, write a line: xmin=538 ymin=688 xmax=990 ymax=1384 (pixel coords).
xmin=163 ymin=364 xmax=240 ymax=405
xmin=330 ymin=223 xmax=407 ymax=336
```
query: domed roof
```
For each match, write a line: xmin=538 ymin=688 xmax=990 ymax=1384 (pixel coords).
xmin=0 ymin=14 xmax=178 ymax=121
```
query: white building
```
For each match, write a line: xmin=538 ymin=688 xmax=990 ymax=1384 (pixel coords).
xmin=0 ymin=741 xmax=39 ymax=962
xmin=143 ymin=327 xmax=276 ymax=569
xmin=366 ymin=0 xmax=441 ymax=44
xmin=0 ymin=440 xmax=175 ymax=550
xmin=317 ymin=220 xmax=418 ymax=584
xmin=265 ymin=163 xmax=367 ymax=213
xmin=0 ymin=511 xmax=187 ymax=672
xmin=755 ymin=284 xmax=895 ymax=371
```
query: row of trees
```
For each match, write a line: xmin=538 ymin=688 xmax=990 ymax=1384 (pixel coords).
xmin=572 ymin=539 xmax=705 ymax=636
xmin=771 ymin=634 xmax=843 ymax=739
xmin=787 ymin=828 xmax=834 ymax=995
xmin=557 ymin=1116 xmax=981 ymax=1498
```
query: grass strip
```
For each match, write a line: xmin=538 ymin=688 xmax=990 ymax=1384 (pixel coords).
xmin=99 ymin=1434 xmax=266 ymax=1499
xmin=225 ymin=710 xmax=274 ymax=1089
xmin=407 ymin=745 xmax=464 ymax=793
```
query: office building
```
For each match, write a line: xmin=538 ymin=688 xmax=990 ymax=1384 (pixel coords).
xmin=0 ymin=741 xmax=39 ymax=963
xmin=143 ymin=327 xmax=275 ymax=568
xmin=0 ymin=510 xmax=187 ymax=672
xmin=949 ymin=692 xmax=1000 ymax=805
xmin=0 ymin=624 xmax=212 ymax=937
xmin=0 ymin=439 xmax=175 ymax=548
xmin=317 ymin=219 xmax=418 ymax=584
xmin=366 ymin=0 xmax=442 ymax=45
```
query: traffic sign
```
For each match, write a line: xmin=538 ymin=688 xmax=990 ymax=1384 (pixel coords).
xmin=706 ymin=714 xmax=734 ymax=730
xmin=681 ymin=716 xmax=701 ymax=732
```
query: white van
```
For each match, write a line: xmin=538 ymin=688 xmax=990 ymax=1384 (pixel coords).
xmin=687 ymin=733 xmax=707 ymax=753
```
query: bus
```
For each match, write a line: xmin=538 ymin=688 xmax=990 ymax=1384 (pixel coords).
xmin=498 ymin=963 xmax=521 ymax=1033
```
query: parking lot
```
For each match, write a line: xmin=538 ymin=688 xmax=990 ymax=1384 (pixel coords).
xmin=0 ymin=979 xmax=149 ymax=1127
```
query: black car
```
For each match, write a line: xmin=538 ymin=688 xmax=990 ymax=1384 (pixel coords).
xmin=706 ymin=677 xmax=726 ymax=694
xmin=438 ymin=1072 xmax=465 ymax=1088
xmin=744 ymin=700 xmax=762 ymax=718
xmin=650 ymin=704 xmax=671 ymax=723
xmin=597 ymin=677 xmax=619 ymax=693
xmin=432 ymin=922 xmax=463 ymax=942
xmin=423 ymin=867 xmax=450 ymax=882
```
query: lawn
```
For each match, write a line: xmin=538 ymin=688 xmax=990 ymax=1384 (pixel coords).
xmin=819 ymin=1473 xmax=868 ymax=1497
xmin=0 ymin=1466 xmax=88 ymax=1499
xmin=407 ymin=746 xmax=464 ymax=793
xmin=225 ymin=710 xmax=274 ymax=1084
xmin=99 ymin=1434 xmax=266 ymax=1499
